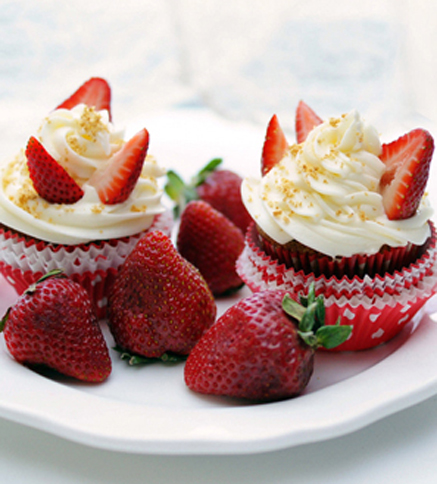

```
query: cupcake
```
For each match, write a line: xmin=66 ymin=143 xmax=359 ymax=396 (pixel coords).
xmin=0 ymin=78 xmax=172 ymax=318
xmin=237 ymin=102 xmax=437 ymax=350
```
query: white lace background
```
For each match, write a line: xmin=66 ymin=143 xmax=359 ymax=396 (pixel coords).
xmin=0 ymin=0 xmax=435 ymax=154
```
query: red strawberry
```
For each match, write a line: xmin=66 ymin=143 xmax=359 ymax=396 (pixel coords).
xmin=380 ymin=128 xmax=434 ymax=220
xmin=56 ymin=77 xmax=112 ymax=119
xmin=165 ymin=158 xmax=251 ymax=233
xmin=177 ymin=200 xmax=245 ymax=296
xmin=90 ymin=128 xmax=149 ymax=204
xmin=295 ymin=100 xmax=323 ymax=143
xmin=185 ymin=286 xmax=351 ymax=401
xmin=0 ymin=271 xmax=111 ymax=382
xmin=26 ymin=136 xmax=84 ymax=204
xmin=108 ymin=230 xmax=216 ymax=359
xmin=261 ymin=114 xmax=288 ymax=176
xmin=196 ymin=169 xmax=252 ymax=233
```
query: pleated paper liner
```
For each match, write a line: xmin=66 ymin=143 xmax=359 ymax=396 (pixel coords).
xmin=0 ymin=210 xmax=174 ymax=319
xmin=258 ymin=224 xmax=433 ymax=280
xmin=236 ymin=222 xmax=437 ymax=350
xmin=239 ymin=223 xmax=436 ymax=297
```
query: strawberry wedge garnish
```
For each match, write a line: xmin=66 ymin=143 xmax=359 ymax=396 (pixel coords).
xmin=56 ymin=77 xmax=112 ymax=119
xmin=380 ymin=128 xmax=434 ymax=220
xmin=295 ymin=100 xmax=323 ymax=144
xmin=261 ymin=114 xmax=288 ymax=176
xmin=90 ymin=128 xmax=149 ymax=205
xmin=26 ymin=136 xmax=84 ymax=204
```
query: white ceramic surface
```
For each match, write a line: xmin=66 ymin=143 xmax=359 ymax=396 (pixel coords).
xmin=0 ymin=110 xmax=436 ymax=456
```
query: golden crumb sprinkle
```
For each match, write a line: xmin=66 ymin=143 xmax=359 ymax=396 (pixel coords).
xmin=359 ymin=210 xmax=368 ymax=221
xmin=130 ymin=204 xmax=148 ymax=213
xmin=91 ymin=204 xmax=104 ymax=214
xmin=79 ymin=106 xmax=108 ymax=142
xmin=289 ymin=144 xmax=301 ymax=157
xmin=66 ymin=132 xmax=86 ymax=156
xmin=298 ymin=161 xmax=320 ymax=181
xmin=146 ymin=154 xmax=157 ymax=164
xmin=329 ymin=117 xmax=341 ymax=128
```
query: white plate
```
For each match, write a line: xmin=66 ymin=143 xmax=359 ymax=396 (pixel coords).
xmin=0 ymin=109 xmax=437 ymax=455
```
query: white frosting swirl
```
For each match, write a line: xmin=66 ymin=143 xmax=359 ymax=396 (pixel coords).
xmin=242 ymin=110 xmax=433 ymax=258
xmin=0 ymin=104 xmax=167 ymax=245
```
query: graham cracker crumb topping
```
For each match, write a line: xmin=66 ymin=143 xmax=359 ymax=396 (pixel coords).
xmin=79 ymin=106 xmax=108 ymax=142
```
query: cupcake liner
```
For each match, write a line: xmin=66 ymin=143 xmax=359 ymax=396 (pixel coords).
xmin=260 ymin=228 xmax=431 ymax=279
xmin=322 ymin=274 xmax=437 ymax=350
xmin=236 ymin=221 xmax=437 ymax=350
xmin=239 ymin=223 xmax=437 ymax=296
xmin=0 ymin=210 xmax=174 ymax=319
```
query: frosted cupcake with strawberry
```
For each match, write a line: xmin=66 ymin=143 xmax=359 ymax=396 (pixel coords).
xmin=0 ymin=78 xmax=172 ymax=317
xmin=237 ymin=101 xmax=437 ymax=350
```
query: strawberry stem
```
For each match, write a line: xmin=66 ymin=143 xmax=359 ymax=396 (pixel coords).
xmin=0 ymin=307 xmax=10 ymax=333
xmin=192 ymin=158 xmax=222 ymax=187
xmin=24 ymin=269 xmax=66 ymax=295
xmin=282 ymin=284 xmax=352 ymax=350
xmin=164 ymin=158 xmax=223 ymax=217
xmin=113 ymin=346 xmax=187 ymax=366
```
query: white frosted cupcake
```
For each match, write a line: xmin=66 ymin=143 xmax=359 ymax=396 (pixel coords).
xmin=0 ymin=78 xmax=172 ymax=318
xmin=237 ymin=104 xmax=437 ymax=350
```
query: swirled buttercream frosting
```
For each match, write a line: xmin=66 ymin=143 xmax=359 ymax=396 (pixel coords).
xmin=0 ymin=104 xmax=166 ymax=245
xmin=242 ymin=110 xmax=432 ymax=258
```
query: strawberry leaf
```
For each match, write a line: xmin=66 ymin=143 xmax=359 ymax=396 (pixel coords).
xmin=164 ymin=158 xmax=223 ymax=217
xmin=0 ymin=307 xmax=10 ymax=333
xmin=164 ymin=170 xmax=198 ymax=217
xmin=283 ymin=284 xmax=352 ymax=350
xmin=282 ymin=293 xmax=306 ymax=321
xmin=113 ymin=346 xmax=187 ymax=366
xmin=164 ymin=170 xmax=186 ymax=201
xmin=314 ymin=296 xmax=326 ymax=330
xmin=297 ymin=330 xmax=318 ymax=348
xmin=299 ymin=302 xmax=317 ymax=333
xmin=315 ymin=319 xmax=352 ymax=349
xmin=193 ymin=158 xmax=223 ymax=186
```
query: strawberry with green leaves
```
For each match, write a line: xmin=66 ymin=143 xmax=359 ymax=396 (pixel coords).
xmin=177 ymin=200 xmax=245 ymax=296
xmin=165 ymin=158 xmax=251 ymax=233
xmin=0 ymin=271 xmax=111 ymax=382
xmin=184 ymin=285 xmax=351 ymax=402
xmin=108 ymin=230 xmax=216 ymax=360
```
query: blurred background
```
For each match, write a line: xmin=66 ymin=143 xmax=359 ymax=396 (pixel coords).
xmin=0 ymin=0 xmax=435 ymax=151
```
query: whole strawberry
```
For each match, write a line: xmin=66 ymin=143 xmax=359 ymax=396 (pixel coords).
xmin=165 ymin=158 xmax=251 ymax=233
xmin=108 ymin=230 xmax=216 ymax=359
xmin=184 ymin=286 xmax=351 ymax=401
xmin=0 ymin=271 xmax=111 ymax=382
xmin=177 ymin=200 xmax=244 ymax=296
